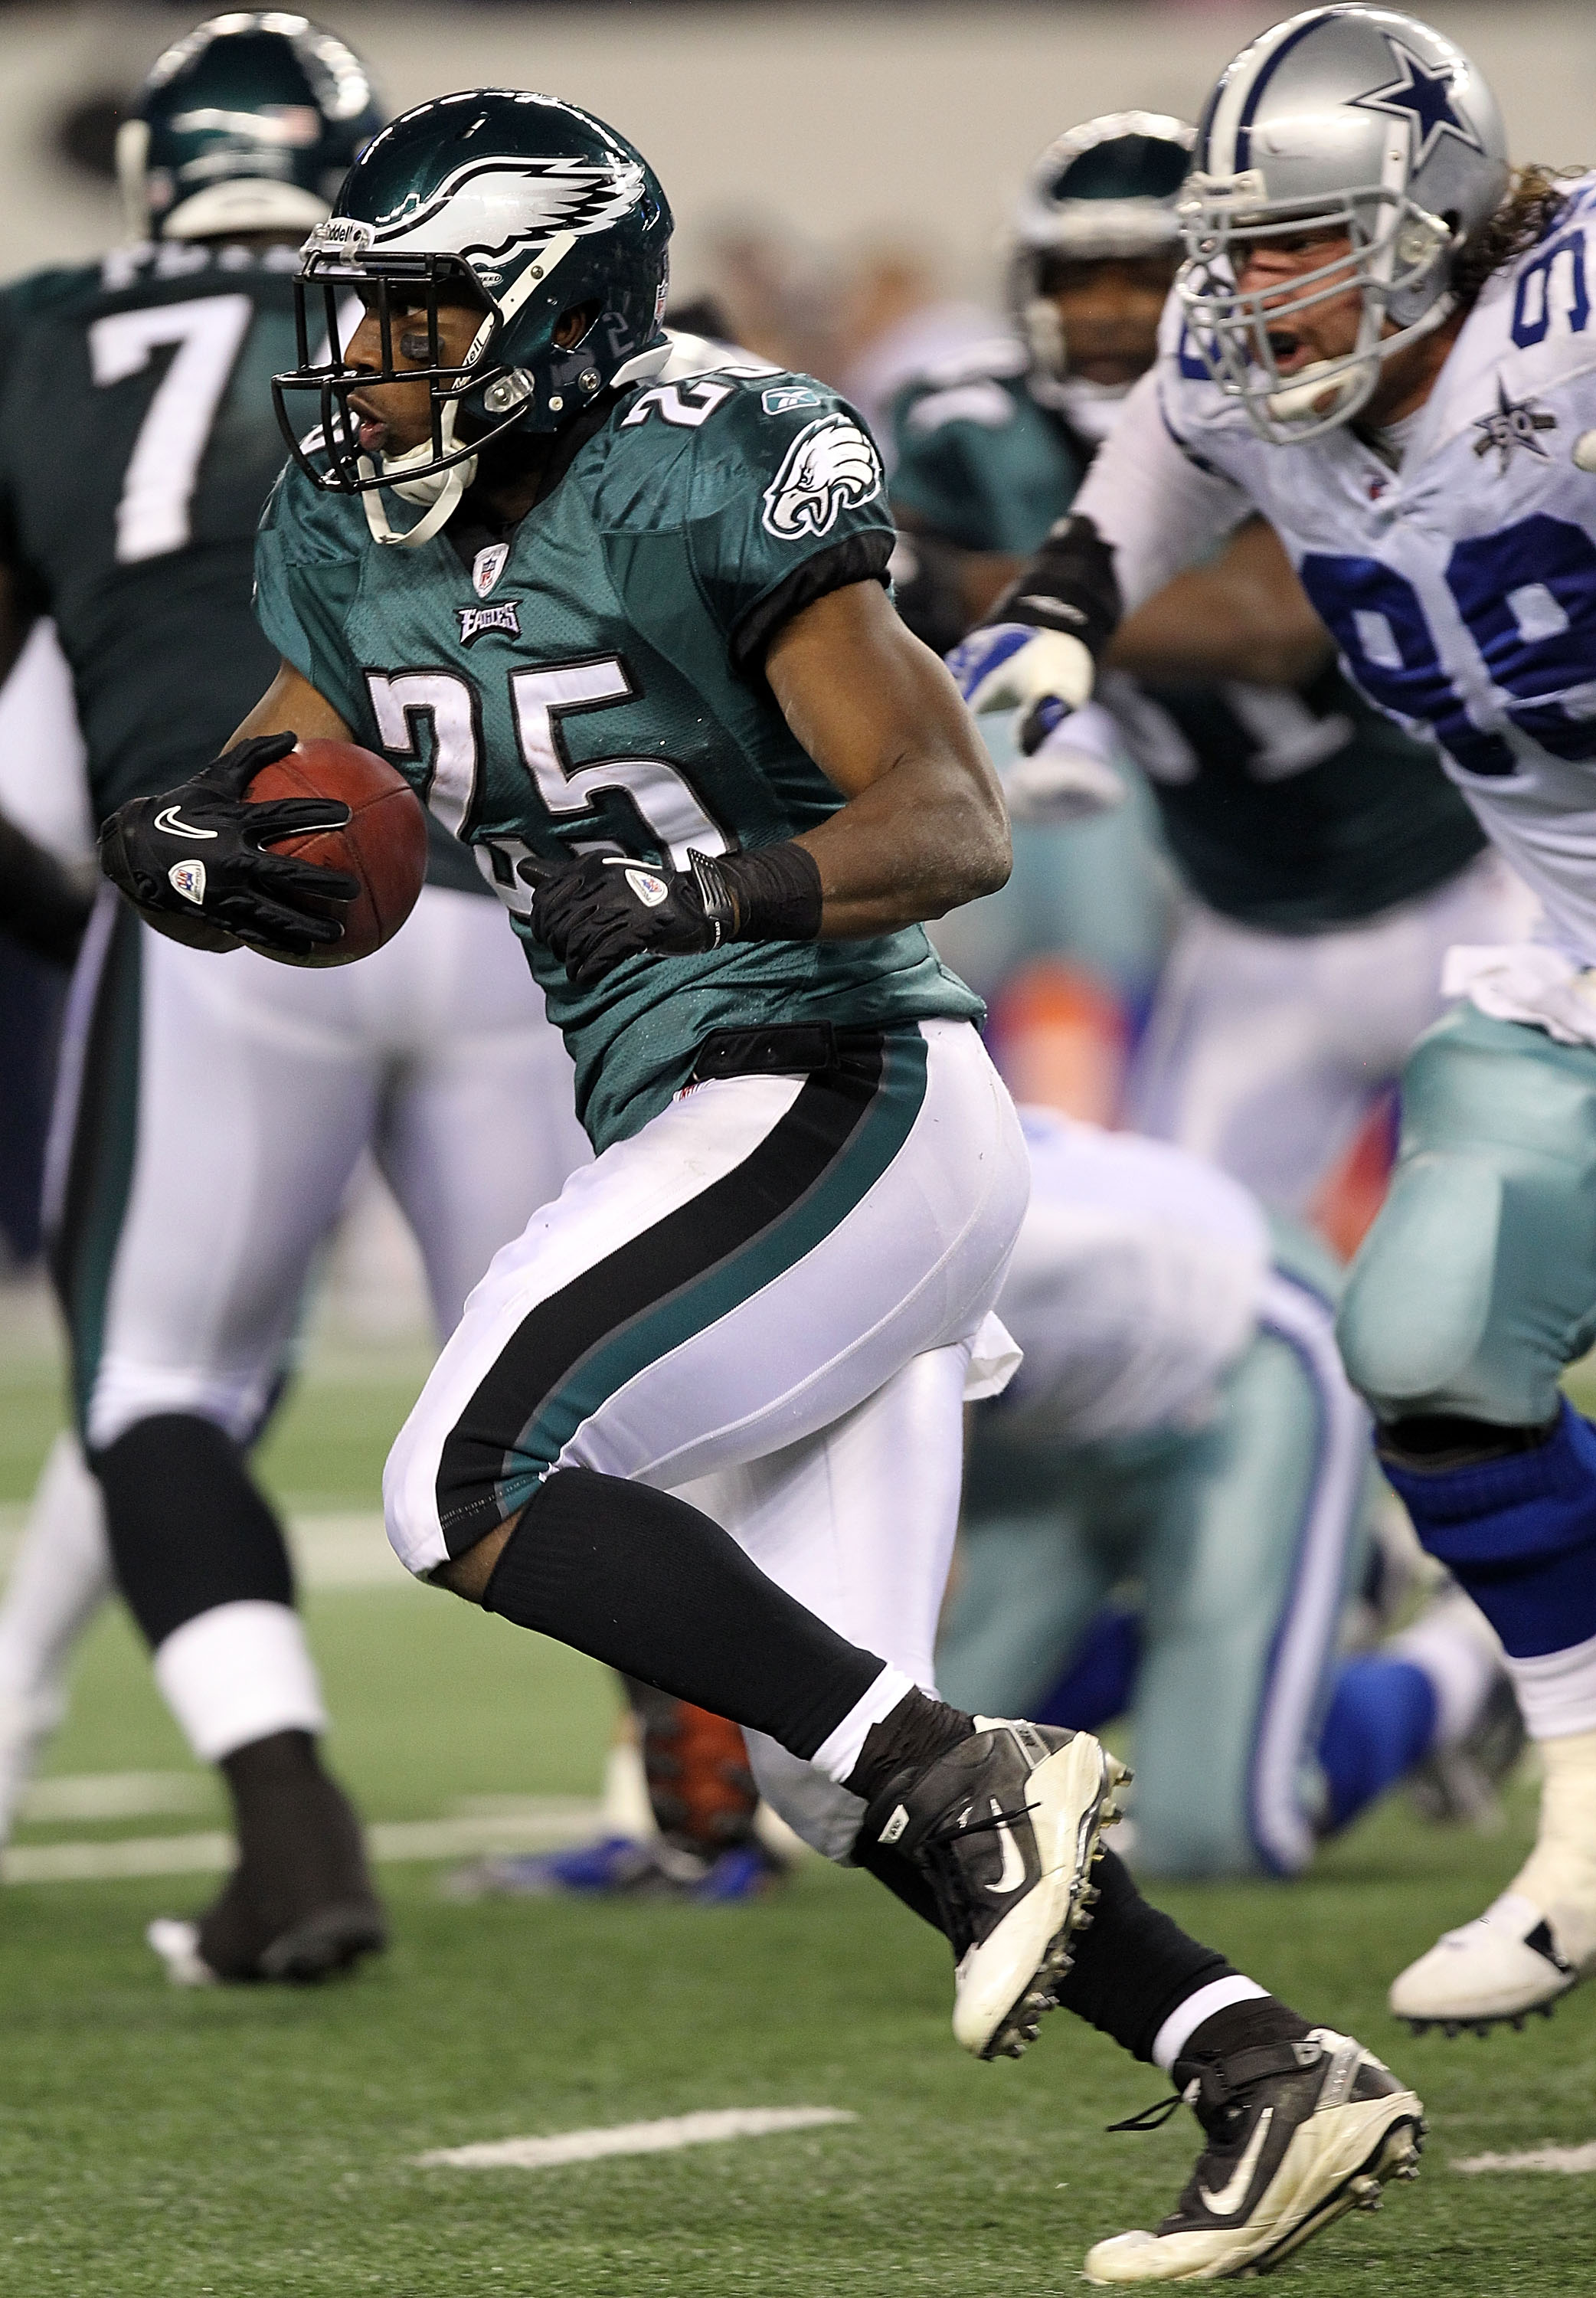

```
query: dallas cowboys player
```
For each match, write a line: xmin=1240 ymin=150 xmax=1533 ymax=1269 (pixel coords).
xmin=0 ymin=15 xmax=589 ymax=1981
xmin=99 ymin=87 xmax=1424 ymax=2282
xmin=941 ymin=1106 xmax=1513 ymax=1880
xmin=952 ymin=4 xmax=1596 ymax=2043
xmin=898 ymin=108 xmax=1528 ymax=1219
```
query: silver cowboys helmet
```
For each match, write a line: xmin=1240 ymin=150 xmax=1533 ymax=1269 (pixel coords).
xmin=1178 ymin=5 xmax=1508 ymax=443
xmin=1011 ymin=112 xmax=1194 ymax=430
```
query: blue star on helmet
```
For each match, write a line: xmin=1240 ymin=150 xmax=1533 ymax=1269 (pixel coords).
xmin=1351 ymin=37 xmax=1483 ymax=167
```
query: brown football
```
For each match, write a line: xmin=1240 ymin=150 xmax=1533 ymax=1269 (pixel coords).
xmin=248 ymin=738 xmax=428 ymax=967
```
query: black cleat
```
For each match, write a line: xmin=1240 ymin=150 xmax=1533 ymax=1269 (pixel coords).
xmin=862 ymin=1717 xmax=1126 ymax=2060
xmin=1085 ymin=2028 xmax=1424 ymax=2282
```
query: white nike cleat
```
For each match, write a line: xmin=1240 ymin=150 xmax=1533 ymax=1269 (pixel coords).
xmin=146 ymin=1917 xmax=217 ymax=1988
xmin=1084 ymin=2028 xmax=1424 ymax=2283
xmin=1390 ymin=1725 xmax=1596 ymax=2032
xmin=860 ymin=1717 xmax=1127 ymax=2060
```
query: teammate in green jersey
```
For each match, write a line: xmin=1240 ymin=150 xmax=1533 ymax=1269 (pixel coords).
xmin=0 ymin=15 xmax=590 ymax=1986
xmin=900 ymin=112 xmax=1527 ymax=1220
xmin=104 ymin=90 xmax=1425 ymax=2279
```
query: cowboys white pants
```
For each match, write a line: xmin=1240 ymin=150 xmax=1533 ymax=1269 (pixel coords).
xmin=384 ymin=1020 xmax=1029 ymax=1845
xmin=50 ymin=884 xmax=590 ymax=1451
xmin=1125 ymin=850 xmax=1536 ymax=1213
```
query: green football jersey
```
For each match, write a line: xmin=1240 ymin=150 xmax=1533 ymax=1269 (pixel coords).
xmin=256 ymin=369 xmax=981 ymax=1150
xmin=890 ymin=359 xmax=1079 ymax=555
xmin=0 ymin=241 xmax=479 ymax=893
xmin=890 ymin=349 xmax=1486 ymax=933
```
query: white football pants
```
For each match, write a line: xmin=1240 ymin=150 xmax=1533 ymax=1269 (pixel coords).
xmin=1125 ymin=849 xmax=1537 ymax=1213
xmin=0 ymin=882 xmax=588 ymax=1809
xmin=384 ymin=1018 xmax=1029 ymax=1856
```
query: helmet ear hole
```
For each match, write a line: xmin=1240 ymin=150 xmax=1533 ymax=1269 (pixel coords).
xmin=554 ymin=299 xmax=603 ymax=351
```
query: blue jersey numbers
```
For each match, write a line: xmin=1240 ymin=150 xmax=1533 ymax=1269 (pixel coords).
xmin=1300 ymin=514 xmax=1596 ymax=775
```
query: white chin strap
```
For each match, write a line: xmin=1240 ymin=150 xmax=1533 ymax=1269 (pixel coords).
xmin=359 ymin=402 xmax=478 ymax=549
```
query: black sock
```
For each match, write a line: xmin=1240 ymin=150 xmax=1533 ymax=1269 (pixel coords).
xmin=854 ymin=1838 xmax=947 ymax=1932
xmin=94 ymin=1413 xmax=293 ymax=1648
xmin=1051 ymin=1849 xmax=1235 ymax=2064
xmin=842 ymin=1685 xmax=976 ymax=1803
xmin=482 ymin=1465 xmax=886 ymax=1760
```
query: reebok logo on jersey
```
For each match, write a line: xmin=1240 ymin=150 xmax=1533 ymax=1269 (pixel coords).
xmin=472 ymin=542 xmax=510 ymax=597
xmin=457 ymin=598 xmax=522 ymax=646
xmin=168 ymin=859 xmax=207 ymax=905
xmin=761 ymin=413 xmax=882 ymax=540
xmin=1473 ymin=380 xmax=1556 ymax=473
xmin=762 ymin=385 xmax=820 ymax=416
xmin=154 ymin=804 xmax=217 ymax=840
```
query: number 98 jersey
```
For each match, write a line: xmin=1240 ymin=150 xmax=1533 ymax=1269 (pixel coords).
xmin=1151 ymin=174 xmax=1596 ymax=966
xmin=255 ymin=363 xmax=980 ymax=1149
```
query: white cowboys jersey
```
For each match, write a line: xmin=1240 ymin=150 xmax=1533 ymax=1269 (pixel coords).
xmin=1074 ymin=175 xmax=1596 ymax=965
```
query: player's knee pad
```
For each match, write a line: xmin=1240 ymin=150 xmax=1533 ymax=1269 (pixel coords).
xmin=1336 ymin=1151 xmax=1506 ymax=1416
xmin=93 ymin=1412 xmax=294 ymax=1649
xmin=1339 ymin=1010 xmax=1596 ymax=1423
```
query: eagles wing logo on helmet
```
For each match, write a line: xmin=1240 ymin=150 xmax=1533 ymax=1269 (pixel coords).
xmin=761 ymin=414 xmax=883 ymax=540
xmin=371 ymin=155 xmax=647 ymax=263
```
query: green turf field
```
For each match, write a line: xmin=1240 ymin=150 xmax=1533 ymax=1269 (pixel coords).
xmin=2 ymin=1321 xmax=1594 ymax=2294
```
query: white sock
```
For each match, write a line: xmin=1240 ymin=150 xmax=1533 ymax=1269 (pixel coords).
xmin=1152 ymin=1976 xmax=1269 ymax=2074
xmin=0 ymin=1434 xmax=114 ymax=1835
xmin=1508 ymin=1629 xmax=1596 ymax=1740
xmin=1389 ymin=1589 xmax=1501 ymax=1746
xmin=152 ymin=1601 xmax=327 ymax=1763
xmin=809 ymin=1665 xmax=919 ymax=1786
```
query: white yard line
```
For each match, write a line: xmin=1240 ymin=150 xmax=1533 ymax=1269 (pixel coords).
xmin=0 ymin=1509 xmax=404 ymax=1590
xmin=2 ymin=1799 xmax=602 ymax=1884
xmin=1454 ymin=2143 xmax=1596 ymax=2175
xmin=416 ymin=2106 xmax=857 ymax=2171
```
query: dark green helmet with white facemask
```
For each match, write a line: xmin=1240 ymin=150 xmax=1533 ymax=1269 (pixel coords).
xmin=273 ymin=90 xmax=673 ymax=544
xmin=117 ymin=11 xmax=381 ymax=244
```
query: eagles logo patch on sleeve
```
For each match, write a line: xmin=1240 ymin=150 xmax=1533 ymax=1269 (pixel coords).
xmin=761 ymin=413 xmax=884 ymax=540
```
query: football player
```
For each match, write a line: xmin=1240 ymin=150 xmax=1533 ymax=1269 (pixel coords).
xmin=940 ymin=1106 xmax=1513 ymax=1878
xmin=0 ymin=15 xmax=590 ymax=1981
xmin=102 ymin=90 xmax=1424 ymax=2281
xmin=897 ymin=109 xmax=1529 ymax=1219
xmin=951 ymin=5 xmax=1596 ymax=2043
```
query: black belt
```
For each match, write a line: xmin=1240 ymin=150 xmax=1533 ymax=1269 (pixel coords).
xmin=692 ymin=1020 xmax=892 ymax=1081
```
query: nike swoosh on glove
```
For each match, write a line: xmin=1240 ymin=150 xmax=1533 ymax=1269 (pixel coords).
xmin=522 ymin=851 xmax=718 ymax=986
xmin=99 ymin=732 xmax=359 ymax=958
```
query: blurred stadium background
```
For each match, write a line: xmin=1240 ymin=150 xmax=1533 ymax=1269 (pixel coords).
xmin=1 ymin=10 xmax=1594 ymax=2295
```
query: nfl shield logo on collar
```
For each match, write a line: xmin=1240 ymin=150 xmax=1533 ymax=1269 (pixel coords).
xmin=472 ymin=542 xmax=510 ymax=598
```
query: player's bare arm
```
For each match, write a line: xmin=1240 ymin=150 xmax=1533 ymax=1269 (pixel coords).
xmin=1105 ymin=516 xmax=1333 ymax=689
xmin=765 ymin=579 xmax=1009 ymax=934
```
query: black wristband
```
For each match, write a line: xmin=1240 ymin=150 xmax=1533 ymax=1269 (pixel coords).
xmin=984 ymin=511 xmax=1121 ymax=663
xmin=688 ymin=842 xmax=823 ymax=946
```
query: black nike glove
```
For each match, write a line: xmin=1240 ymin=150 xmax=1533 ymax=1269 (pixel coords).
xmin=522 ymin=843 xmax=823 ymax=987
xmin=98 ymin=732 xmax=360 ymax=958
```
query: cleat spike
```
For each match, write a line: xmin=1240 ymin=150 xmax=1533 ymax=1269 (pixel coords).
xmin=1442 ymin=2022 xmax=1460 ymax=2038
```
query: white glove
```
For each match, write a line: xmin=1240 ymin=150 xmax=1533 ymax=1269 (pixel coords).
xmin=945 ymin=623 xmax=1096 ymax=718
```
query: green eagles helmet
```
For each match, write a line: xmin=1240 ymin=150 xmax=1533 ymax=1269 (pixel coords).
xmin=273 ymin=90 xmax=674 ymax=546
xmin=1010 ymin=112 xmax=1194 ymax=404
xmin=117 ymin=11 xmax=381 ymax=244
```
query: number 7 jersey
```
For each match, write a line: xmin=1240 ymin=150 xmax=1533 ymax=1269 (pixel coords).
xmin=0 ymin=244 xmax=303 ymax=823
xmin=254 ymin=362 xmax=980 ymax=1148
xmin=1096 ymin=175 xmax=1596 ymax=967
